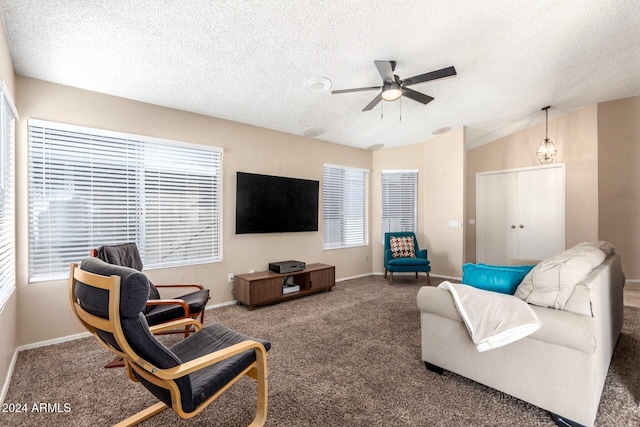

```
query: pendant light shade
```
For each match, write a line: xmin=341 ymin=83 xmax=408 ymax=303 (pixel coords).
xmin=537 ymin=106 xmax=557 ymax=163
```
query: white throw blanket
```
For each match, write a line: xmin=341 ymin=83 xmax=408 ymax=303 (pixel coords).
xmin=438 ymin=281 xmax=541 ymax=352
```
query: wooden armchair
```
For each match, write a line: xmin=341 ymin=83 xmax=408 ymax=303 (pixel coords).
xmin=91 ymin=243 xmax=209 ymax=336
xmin=69 ymin=258 xmax=270 ymax=426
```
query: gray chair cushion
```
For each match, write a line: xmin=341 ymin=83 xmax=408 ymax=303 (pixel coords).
xmin=171 ymin=323 xmax=271 ymax=409
xmin=78 ymin=257 xmax=148 ymax=318
xmin=97 ymin=243 xmax=144 ymax=272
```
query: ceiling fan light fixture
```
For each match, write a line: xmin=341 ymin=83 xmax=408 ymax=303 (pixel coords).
xmin=381 ymin=83 xmax=402 ymax=101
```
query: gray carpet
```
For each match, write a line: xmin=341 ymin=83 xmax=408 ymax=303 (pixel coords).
xmin=3 ymin=275 xmax=639 ymax=426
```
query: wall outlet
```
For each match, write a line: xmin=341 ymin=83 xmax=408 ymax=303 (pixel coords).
xmin=227 ymin=273 xmax=234 ymax=283
xmin=365 ymin=255 xmax=369 ymax=263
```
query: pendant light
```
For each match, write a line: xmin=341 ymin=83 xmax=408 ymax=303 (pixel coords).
xmin=536 ymin=106 xmax=557 ymax=163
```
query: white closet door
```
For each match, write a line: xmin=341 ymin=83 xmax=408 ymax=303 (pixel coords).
xmin=476 ymin=165 xmax=565 ymax=265
xmin=476 ymin=171 xmax=518 ymax=265
xmin=517 ymin=167 xmax=565 ymax=260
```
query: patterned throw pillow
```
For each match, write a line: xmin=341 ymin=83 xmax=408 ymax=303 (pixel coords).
xmin=390 ymin=236 xmax=416 ymax=258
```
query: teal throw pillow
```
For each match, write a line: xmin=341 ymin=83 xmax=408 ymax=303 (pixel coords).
xmin=462 ymin=263 xmax=536 ymax=295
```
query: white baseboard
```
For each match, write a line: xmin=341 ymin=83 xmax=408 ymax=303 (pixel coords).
xmin=626 ymin=281 xmax=640 ymax=289
xmin=0 ymin=348 xmax=19 ymax=406
xmin=337 ymin=272 xmax=374 ymax=282
xmin=372 ymin=271 xmax=461 ymax=282
xmin=17 ymin=331 xmax=92 ymax=352
xmin=205 ymin=300 xmax=237 ymax=310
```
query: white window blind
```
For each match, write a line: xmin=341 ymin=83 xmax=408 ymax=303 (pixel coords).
xmin=381 ymin=169 xmax=418 ymax=244
xmin=323 ymin=164 xmax=368 ymax=249
xmin=28 ymin=119 xmax=222 ymax=282
xmin=0 ymin=81 xmax=16 ymax=309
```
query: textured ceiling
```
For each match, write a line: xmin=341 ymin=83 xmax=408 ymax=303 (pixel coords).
xmin=1 ymin=1 xmax=639 ymax=150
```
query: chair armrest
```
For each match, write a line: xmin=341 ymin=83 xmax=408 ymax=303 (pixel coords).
xmin=154 ymin=283 xmax=205 ymax=291
xmin=384 ymin=249 xmax=393 ymax=266
xmin=149 ymin=318 xmax=203 ymax=334
xmin=140 ymin=340 xmax=269 ymax=380
xmin=145 ymin=298 xmax=191 ymax=317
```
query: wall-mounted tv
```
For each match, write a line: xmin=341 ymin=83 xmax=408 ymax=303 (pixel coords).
xmin=235 ymin=172 xmax=319 ymax=234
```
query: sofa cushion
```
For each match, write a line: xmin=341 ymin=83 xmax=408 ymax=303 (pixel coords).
xmin=515 ymin=244 xmax=606 ymax=310
xmin=462 ymin=263 xmax=535 ymax=295
xmin=387 ymin=257 xmax=430 ymax=267
xmin=389 ymin=236 xmax=416 ymax=258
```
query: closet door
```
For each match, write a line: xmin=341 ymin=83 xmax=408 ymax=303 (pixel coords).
xmin=476 ymin=171 xmax=518 ymax=265
xmin=476 ymin=165 xmax=565 ymax=265
xmin=516 ymin=167 xmax=565 ymax=260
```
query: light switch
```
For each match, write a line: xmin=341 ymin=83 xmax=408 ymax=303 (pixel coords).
xmin=469 ymin=219 xmax=475 ymax=225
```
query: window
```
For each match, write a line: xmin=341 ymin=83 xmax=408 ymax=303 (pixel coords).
xmin=322 ymin=164 xmax=368 ymax=249
xmin=28 ymin=119 xmax=222 ymax=282
xmin=0 ymin=81 xmax=16 ymax=309
xmin=381 ymin=169 xmax=418 ymax=244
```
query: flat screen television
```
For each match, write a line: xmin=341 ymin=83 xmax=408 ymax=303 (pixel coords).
xmin=235 ymin=172 xmax=319 ymax=234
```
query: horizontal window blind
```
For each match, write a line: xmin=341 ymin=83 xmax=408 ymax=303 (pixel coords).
xmin=143 ymin=143 xmax=222 ymax=268
xmin=323 ymin=164 xmax=368 ymax=249
xmin=0 ymin=81 xmax=16 ymax=309
xmin=381 ymin=170 xmax=418 ymax=244
xmin=28 ymin=119 xmax=222 ymax=281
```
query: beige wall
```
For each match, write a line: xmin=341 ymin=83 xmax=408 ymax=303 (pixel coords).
xmin=598 ymin=96 xmax=640 ymax=280
xmin=465 ymin=105 xmax=599 ymax=263
xmin=372 ymin=127 xmax=465 ymax=279
xmin=14 ymin=76 xmax=373 ymax=345
xmin=0 ymin=18 xmax=17 ymax=403
xmin=424 ymin=128 xmax=465 ymax=278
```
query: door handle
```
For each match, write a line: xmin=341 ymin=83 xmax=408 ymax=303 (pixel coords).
xmin=519 ymin=224 xmax=524 ymax=228
xmin=511 ymin=225 xmax=516 ymax=229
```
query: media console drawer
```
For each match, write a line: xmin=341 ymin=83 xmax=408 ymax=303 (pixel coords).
xmin=234 ymin=263 xmax=335 ymax=310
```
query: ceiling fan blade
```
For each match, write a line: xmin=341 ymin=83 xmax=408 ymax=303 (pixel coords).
xmin=363 ymin=93 xmax=383 ymax=111
xmin=401 ymin=87 xmax=434 ymax=105
xmin=374 ymin=60 xmax=395 ymax=83
xmin=403 ymin=66 xmax=457 ymax=86
xmin=332 ymin=86 xmax=381 ymax=94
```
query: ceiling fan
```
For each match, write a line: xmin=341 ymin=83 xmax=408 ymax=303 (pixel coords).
xmin=332 ymin=60 xmax=457 ymax=111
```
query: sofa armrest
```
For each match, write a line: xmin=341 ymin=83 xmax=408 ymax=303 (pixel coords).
xmin=416 ymin=286 xmax=461 ymax=323
xmin=416 ymin=249 xmax=428 ymax=259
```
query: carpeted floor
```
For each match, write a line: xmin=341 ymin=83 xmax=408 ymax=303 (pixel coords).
xmin=2 ymin=275 xmax=639 ymax=426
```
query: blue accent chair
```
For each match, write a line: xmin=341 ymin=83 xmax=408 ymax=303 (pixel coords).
xmin=384 ymin=232 xmax=431 ymax=286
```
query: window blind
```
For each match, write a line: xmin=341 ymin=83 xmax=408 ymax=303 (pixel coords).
xmin=322 ymin=164 xmax=368 ymax=249
xmin=0 ymin=81 xmax=16 ymax=309
xmin=28 ymin=119 xmax=222 ymax=282
xmin=381 ymin=169 xmax=418 ymax=244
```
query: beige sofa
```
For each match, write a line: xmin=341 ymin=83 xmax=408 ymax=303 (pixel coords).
xmin=416 ymin=245 xmax=625 ymax=427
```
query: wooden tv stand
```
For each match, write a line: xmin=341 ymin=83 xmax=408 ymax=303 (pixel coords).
xmin=234 ymin=263 xmax=335 ymax=310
